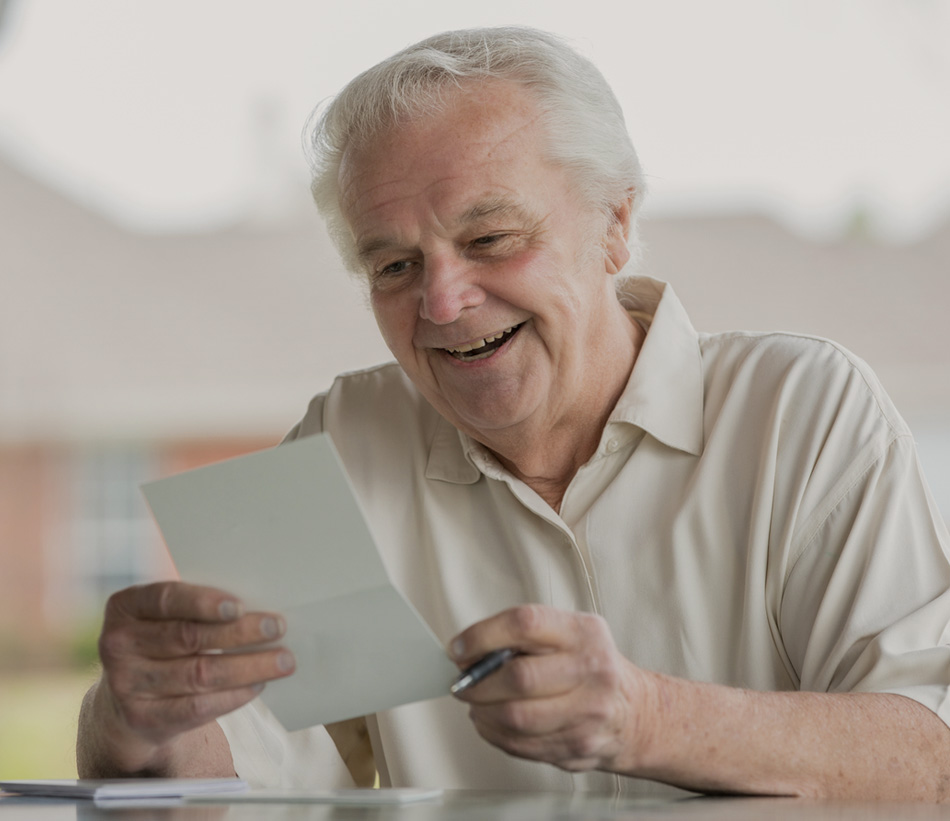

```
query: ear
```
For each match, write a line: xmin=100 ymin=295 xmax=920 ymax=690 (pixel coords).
xmin=604 ymin=195 xmax=634 ymax=276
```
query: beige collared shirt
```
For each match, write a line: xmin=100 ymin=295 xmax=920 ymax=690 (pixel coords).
xmin=219 ymin=277 xmax=950 ymax=798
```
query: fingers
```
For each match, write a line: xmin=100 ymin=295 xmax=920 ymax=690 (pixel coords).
xmin=102 ymin=580 xmax=287 ymax=660
xmin=101 ymin=610 xmax=287 ymax=661
xmin=450 ymin=605 xmax=639 ymax=773
xmin=96 ymin=580 xmax=296 ymax=750
xmin=110 ymin=646 xmax=295 ymax=702
xmin=117 ymin=682 xmax=271 ymax=741
xmin=471 ymin=705 xmax=613 ymax=772
xmin=463 ymin=670 xmax=631 ymax=772
xmin=450 ymin=604 xmax=611 ymax=666
xmin=466 ymin=674 xmax=625 ymax=737
xmin=454 ymin=649 xmax=608 ymax=703
xmin=106 ymin=581 xmax=247 ymax=624
xmin=100 ymin=581 xmax=293 ymax=683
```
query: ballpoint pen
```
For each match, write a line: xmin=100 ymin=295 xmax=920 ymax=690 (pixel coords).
xmin=450 ymin=648 xmax=518 ymax=695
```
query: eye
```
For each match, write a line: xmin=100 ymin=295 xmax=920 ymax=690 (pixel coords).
xmin=370 ymin=259 xmax=416 ymax=290
xmin=472 ymin=234 xmax=503 ymax=247
xmin=468 ymin=233 xmax=522 ymax=258
xmin=378 ymin=260 xmax=412 ymax=277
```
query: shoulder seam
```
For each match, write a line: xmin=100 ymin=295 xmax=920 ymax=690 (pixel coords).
xmin=700 ymin=330 xmax=907 ymax=437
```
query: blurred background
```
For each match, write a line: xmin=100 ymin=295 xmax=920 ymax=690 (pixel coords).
xmin=1 ymin=0 xmax=948 ymax=778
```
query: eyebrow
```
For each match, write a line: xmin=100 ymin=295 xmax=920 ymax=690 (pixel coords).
xmin=460 ymin=197 xmax=534 ymax=226
xmin=356 ymin=236 xmax=398 ymax=262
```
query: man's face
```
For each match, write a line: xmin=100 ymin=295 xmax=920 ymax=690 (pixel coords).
xmin=338 ymin=80 xmax=629 ymax=446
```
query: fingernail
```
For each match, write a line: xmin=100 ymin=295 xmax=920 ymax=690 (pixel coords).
xmin=260 ymin=616 xmax=282 ymax=640
xmin=251 ymin=682 xmax=265 ymax=695
xmin=219 ymin=600 xmax=242 ymax=620
xmin=277 ymin=651 xmax=295 ymax=673
xmin=450 ymin=638 xmax=465 ymax=660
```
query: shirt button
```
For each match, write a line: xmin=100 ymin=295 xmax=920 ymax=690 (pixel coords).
xmin=606 ymin=438 xmax=620 ymax=453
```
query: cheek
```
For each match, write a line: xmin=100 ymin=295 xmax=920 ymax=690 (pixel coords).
xmin=488 ymin=248 xmax=553 ymax=299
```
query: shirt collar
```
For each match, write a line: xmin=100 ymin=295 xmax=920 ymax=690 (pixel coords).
xmin=609 ymin=277 xmax=705 ymax=456
xmin=426 ymin=415 xmax=481 ymax=484
xmin=425 ymin=276 xmax=705 ymax=484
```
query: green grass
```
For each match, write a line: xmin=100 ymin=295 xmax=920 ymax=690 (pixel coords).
xmin=0 ymin=668 xmax=99 ymax=779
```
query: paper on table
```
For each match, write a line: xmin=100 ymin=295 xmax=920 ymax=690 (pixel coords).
xmin=0 ymin=778 xmax=246 ymax=800
xmin=141 ymin=433 xmax=458 ymax=731
xmin=188 ymin=787 xmax=444 ymax=805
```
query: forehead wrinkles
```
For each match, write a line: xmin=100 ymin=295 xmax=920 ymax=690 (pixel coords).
xmin=339 ymin=81 xmax=546 ymax=210
xmin=346 ymin=174 xmax=469 ymax=258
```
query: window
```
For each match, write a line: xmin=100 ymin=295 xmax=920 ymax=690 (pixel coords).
xmin=46 ymin=446 xmax=166 ymax=622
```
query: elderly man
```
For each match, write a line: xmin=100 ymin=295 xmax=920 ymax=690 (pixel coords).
xmin=77 ymin=27 xmax=950 ymax=799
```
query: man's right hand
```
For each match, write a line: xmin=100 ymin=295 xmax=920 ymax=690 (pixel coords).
xmin=78 ymin=580 xmax=295 ymax=777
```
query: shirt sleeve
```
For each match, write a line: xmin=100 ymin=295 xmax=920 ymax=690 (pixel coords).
xmin=781 ymin=431 xmax=950 ymax=725
xmin=282 ymin=392 xmax=328 ymax=443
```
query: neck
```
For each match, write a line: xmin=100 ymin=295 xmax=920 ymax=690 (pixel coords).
xmin=483 ymin=308 xmax=645 ymax=512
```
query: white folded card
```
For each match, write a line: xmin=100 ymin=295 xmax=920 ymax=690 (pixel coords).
xmin=141 ymin=433 xmax=458 ymax=731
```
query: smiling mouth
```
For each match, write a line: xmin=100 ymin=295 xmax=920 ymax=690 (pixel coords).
xmin=442 ymin=323 xmax=524 ymax=361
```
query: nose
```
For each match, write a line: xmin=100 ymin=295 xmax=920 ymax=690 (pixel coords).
xmin=418 ymin=254 xmax=485 ymax=325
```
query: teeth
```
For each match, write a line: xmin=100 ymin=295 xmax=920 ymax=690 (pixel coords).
xmin=445 ymin=326 xmax=514 ymax=354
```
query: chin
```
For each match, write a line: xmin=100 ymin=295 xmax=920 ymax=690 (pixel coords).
xmin=435 ymin=385 xmax=542 ymax=438
xmin=455 ymin=406 xmax=533 ymax=438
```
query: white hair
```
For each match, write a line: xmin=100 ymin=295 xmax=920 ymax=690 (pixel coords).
xmin=305 ymin=26 xmax=647 ymax=276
